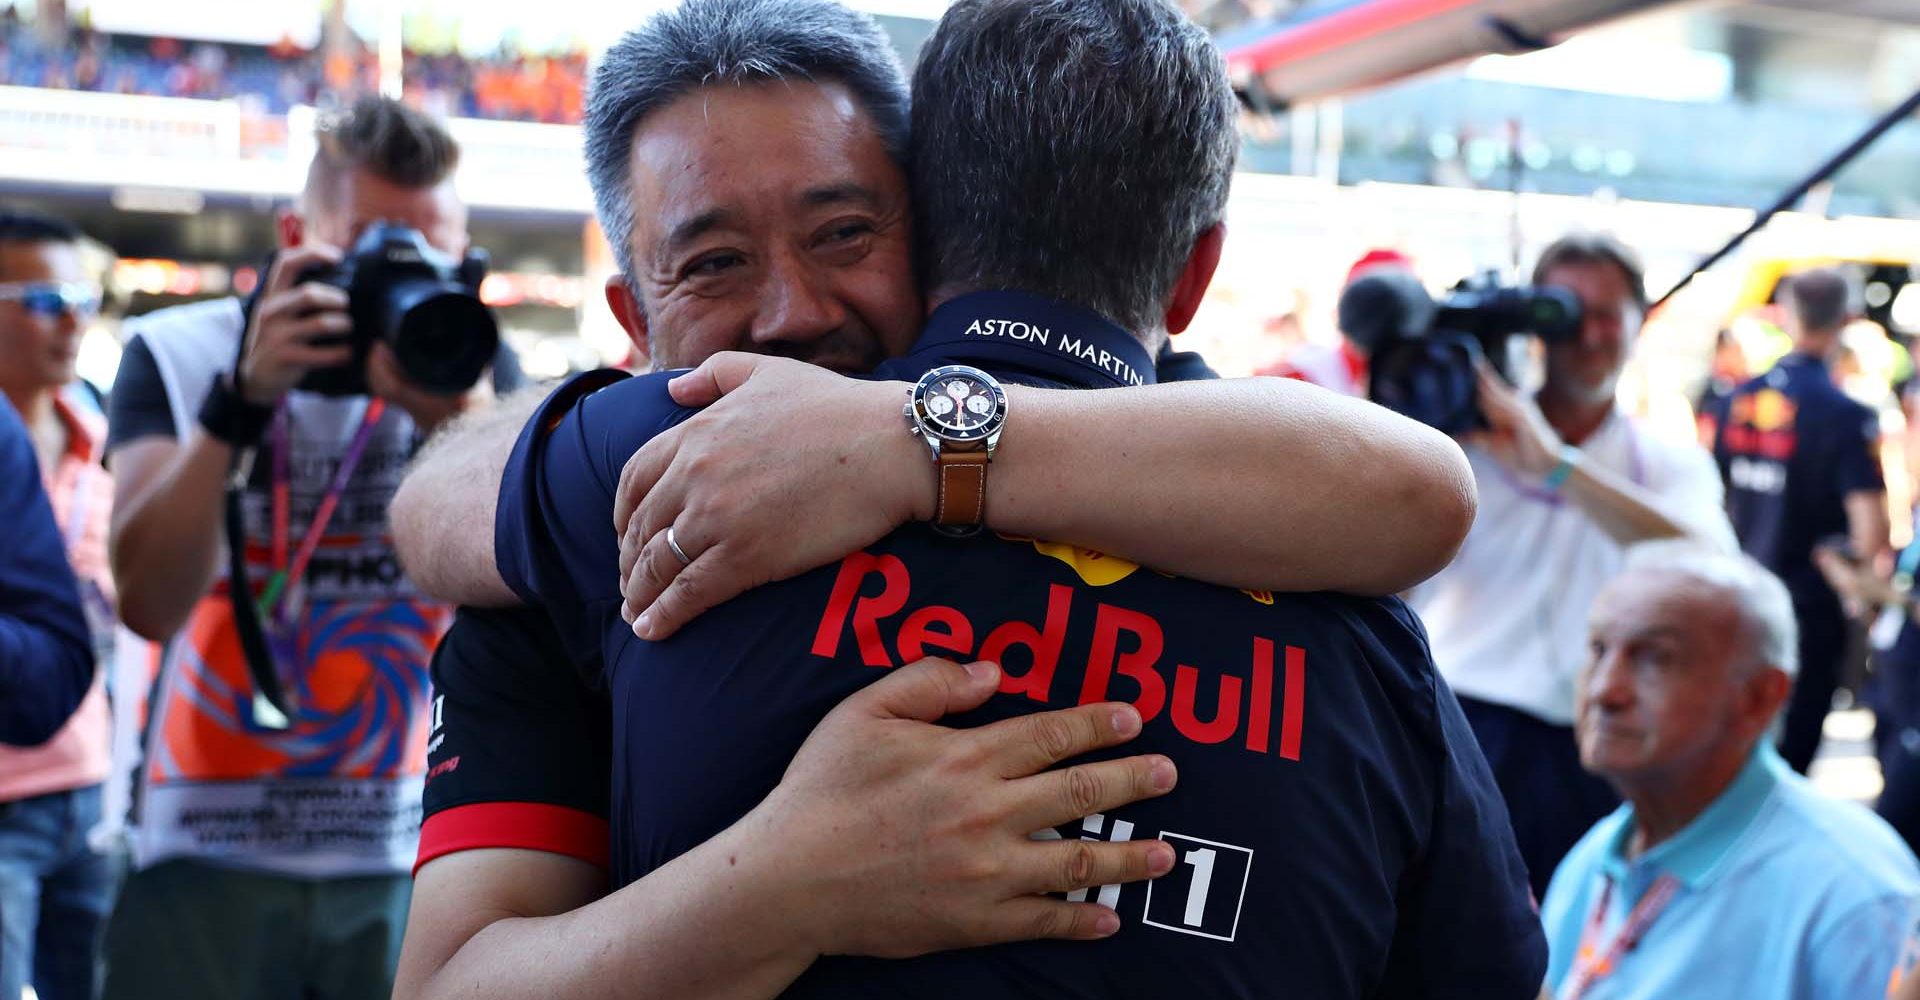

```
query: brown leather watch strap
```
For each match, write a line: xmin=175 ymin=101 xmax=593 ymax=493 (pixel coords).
xmin=933 ymin=446 xmax=990 ymax=528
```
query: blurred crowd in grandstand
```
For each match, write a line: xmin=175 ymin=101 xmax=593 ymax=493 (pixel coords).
xmin=0 ymin=4 xmax=587 ymax=122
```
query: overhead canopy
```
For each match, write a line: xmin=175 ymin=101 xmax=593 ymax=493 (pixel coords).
xmin=1218 ymin=0 xmax=1693 ymax=105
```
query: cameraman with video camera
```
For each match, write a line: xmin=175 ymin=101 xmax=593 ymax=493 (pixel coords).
xmin=100 ymin=97 xmax=518 ymax=999
xmin=1381 ymin=233 xmax=1736 ymax=900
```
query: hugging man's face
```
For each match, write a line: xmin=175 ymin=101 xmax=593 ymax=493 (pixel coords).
xmin=618 ymin=79 xmax=922 ymax=373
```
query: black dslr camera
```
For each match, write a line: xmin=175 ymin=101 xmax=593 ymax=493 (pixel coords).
xmin=1337 ymin=270 xmax=1583 ymax=435
xmin=294 ymin=222 xmax=500 ymax=397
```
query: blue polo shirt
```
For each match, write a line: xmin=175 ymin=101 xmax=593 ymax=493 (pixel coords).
xmin=1542 ymin=744 xmax=1920 ymax=999
xmin=497 ymin=290 xmax=1546 ymax=998
xmin=0 ymin=394 xmax=95 ymax=746
xmin=1711 ymin=353 xmax=1884 ymax=602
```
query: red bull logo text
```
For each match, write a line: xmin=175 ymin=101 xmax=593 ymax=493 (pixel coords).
xmin=1723 ymin=389 xmax=1798 ymax=460
xmin=811 ymin=553 xmax=1306 ymax=760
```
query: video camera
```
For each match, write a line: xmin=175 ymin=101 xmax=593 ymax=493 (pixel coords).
xmin=294 ymin=222 xmax=500 ymax=397
xmin=1337 ymin=270 xmax=1583 ymax=435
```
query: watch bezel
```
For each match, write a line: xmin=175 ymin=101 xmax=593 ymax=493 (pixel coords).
xmin=908 ymin=364 xmax=1008 ymax=444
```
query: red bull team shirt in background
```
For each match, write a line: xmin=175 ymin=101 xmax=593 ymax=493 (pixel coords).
xmin=493 ymin=290 xmax=1548 ymax=998
xmin=1711 ymin=351 xmax=1886 ymax=599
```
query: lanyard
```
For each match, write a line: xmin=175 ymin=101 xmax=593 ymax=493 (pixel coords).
xmin=255 ymin=398 xmax=387 ymax=623
xmin=1560 ymin=873 xmax=1680 ymax=1000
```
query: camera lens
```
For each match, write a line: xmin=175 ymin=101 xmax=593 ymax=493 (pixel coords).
xmin=389 ymin=286 xmax=499 ymax=395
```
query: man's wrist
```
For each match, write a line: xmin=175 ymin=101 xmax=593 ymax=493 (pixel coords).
xmin=198 ymin=375 xmax=276 ymax=448
xmin=880 ymin=380 xmax=937 ymax=523
xmin=720 ymin=795 xmax=835 ymax=961
xmin=1543 ymin=444 xmax=1582 ymax=492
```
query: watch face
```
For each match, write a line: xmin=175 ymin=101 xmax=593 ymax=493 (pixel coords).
xmin=915 ymin=366 xmax=1005 ymax=441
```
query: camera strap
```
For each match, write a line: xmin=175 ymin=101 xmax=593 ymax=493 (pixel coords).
xmin=218 ymin=312 xmax=384 ymax=729
xmin=224 ymin=439 xmax=294 ymax=729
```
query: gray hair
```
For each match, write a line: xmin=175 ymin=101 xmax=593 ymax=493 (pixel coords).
xmin=1621 ymin=540 xmax=1799 ymax=679
xmin=583 ymin=0 xmax=911 ymax=283
xmin=909 ymin=0 xmax=1239 ymax=339
xmin=1784 ymin=267 xmax=1853 ymax=335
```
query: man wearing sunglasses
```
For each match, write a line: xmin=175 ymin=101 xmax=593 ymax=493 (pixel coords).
xmin=0 ymin=282 xmax=100 ymax=325
xmin=0 ymin=208 xmax=116 ymax=1000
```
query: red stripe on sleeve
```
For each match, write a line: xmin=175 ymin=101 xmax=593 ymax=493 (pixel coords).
xmin=414 ymin=802 xmax=610 ymax=875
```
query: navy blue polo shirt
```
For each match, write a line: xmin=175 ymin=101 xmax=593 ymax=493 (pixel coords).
xmin=496 ymin=290 xmax=1546 ymax=998
xmin=1712 ymin=352 xmax=1884 ymax=600
xmin=0 ymin=395 xmax=95 ymax=746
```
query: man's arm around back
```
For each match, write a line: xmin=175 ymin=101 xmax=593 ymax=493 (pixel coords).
xmin=395 ymin=658 xmax=1179 ymax=1000
xmin=393 ymin=363 xmax=1477 ymax=612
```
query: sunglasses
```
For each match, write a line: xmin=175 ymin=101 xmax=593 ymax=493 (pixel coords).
xmin=0 ymin=281 xmax=103 ymax=319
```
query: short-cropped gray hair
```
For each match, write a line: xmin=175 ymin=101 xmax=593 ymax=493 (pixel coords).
xmin=1621 ymin=540 xmax=1799 ymax=678
xmin=583 ymin=0 xmax=910 ymax=284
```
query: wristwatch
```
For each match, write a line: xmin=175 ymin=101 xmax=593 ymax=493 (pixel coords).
xmin=904 ymin=365 xmax=1008 ymax=535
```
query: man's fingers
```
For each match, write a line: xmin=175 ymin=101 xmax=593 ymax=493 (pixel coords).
xmin=272 ymin=310 xmax=352 ymax=344
xmin=1005 ymin=754 xmax=1177 ymax=832
xmin=980 ymin=701 xmax=1143 ymax=778
xmin=1020 ymin=836 xmax=1177 ymax=896
xmin=631 ymin=544 xmax=740 ymax=640
xmin=261 ymin=243 xmax=342 ymax=298
xmin=278 ymin=344 xmax=357 ymax=370
xmin=257 ymin=283 xmax=350 ymax=327
xmin=1473 ymin=360 xmax=1516 ymax=410
xmin=623 ymin=528 xmax=686 ymax=627
xmin=987 ymin=898 xmax=1123 ymax=943
xmin=613 ymin=432 xmax=678 ymax=548
xmin=1472 ymin=362 xmax=1499 ymax=397
xmin=838 ymin=657 xmax=999 ymax=724
xmin=1471 ymin=366 xmax=1520 ymax=432
xmin=666 ymin=351 xmax=764 ymax=407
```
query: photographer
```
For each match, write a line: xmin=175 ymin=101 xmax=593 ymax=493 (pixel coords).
xmin=101 ymin=97 xmax=517 ymax=999
xmin=1407 ymin=233 xmax=1736 ymax=899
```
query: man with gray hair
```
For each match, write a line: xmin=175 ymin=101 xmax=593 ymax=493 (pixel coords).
xmin=1711 ymin=266 xmax=1890 ymax=773
xmin=1541 ymin=540 xmax=1920 ymax=998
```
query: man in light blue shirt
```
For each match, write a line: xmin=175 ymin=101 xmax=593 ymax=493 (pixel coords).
xmin=1544 ymin=540 xmax=1920 ymax=999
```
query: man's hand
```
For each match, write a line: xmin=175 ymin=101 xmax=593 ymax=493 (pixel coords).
xmin=395 ymin=657 xmax=1178 ymax=1000
xmin=367 ymin=341 xmax=495 ymax=436
xmin=756 ymin=656 xmax=1178 ymax=957
xmin=615 ymin=352 xmax=922 ymax=639
xmin=1813 ymin=544 xmax=1902 ymax=621
xmin=238 ymin=245 xmax=355 ymax=405
xmin=1466 ymin=360 xmax=1562 ymax=480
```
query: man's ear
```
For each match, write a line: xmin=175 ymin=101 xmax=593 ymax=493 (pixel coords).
xmin=276 ymin=209 xmax=304 ymax=250
xmin=1164 ymin=222 xmax=1226 ymax=336
xmin=1741 ymin=667 xmax=1794 ymax=742
xmin=605 ymin=274 xmax=653 ymax=369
